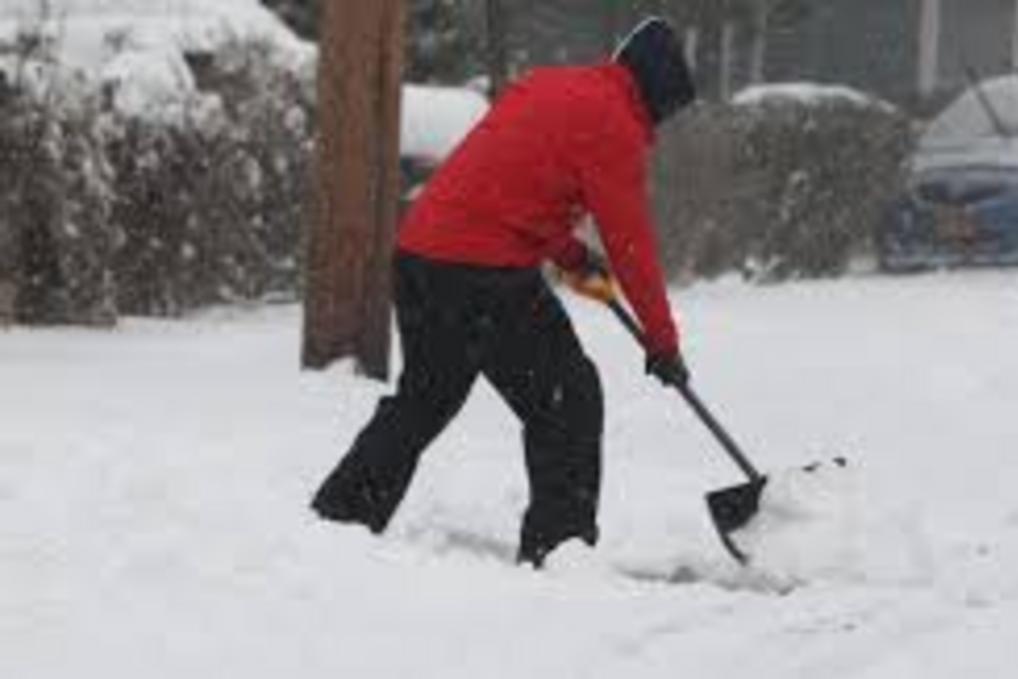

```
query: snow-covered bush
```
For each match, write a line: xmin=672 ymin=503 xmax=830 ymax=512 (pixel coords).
xmin=0 ymin=33 xmax=314 ymax=322
xmin=0 ymin=192 xmax=15 ymax=323
xmin=107 ymin=119 xmax=224 ymax=315
xmin=107 ymin=38 xmax=313 ymax=315
xmin=656 ymin=84 xmax=913 ymax=281
xmin=0 ymin=51 xmax=118 ymax=326
xmin=199 ymin=38 xmax=313 ymax=301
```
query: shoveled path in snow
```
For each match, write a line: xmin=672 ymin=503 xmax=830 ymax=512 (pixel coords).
xmin=3 ymin=271 xmax=1018 ymax=678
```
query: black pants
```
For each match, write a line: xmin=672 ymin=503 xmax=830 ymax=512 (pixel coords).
xmin=311 ymin=252 xmax=603 ymax=565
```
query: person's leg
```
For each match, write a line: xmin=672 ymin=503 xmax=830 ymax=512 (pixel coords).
xmin=480 ymin=276 xmax=604 ymax=566
xmin=311 ymin=255 xmax=480 ymax=533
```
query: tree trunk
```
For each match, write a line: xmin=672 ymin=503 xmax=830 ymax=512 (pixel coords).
xmin=486 ymin=0 xmax=510 ymax=98
xmin=303 ymin=0 xmax=405 ymax=380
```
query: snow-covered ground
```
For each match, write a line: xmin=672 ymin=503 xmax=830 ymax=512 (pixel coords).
xmin=3 ymin=270 xmax=1018 ymax=678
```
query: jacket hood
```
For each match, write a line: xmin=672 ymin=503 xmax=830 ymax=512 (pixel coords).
xmin=613 ymin=17 xmax=696 ymax=125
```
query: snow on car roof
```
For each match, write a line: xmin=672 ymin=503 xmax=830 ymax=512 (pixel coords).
xmin=916 ymin=74 xmax=1018 ymax=173
xmin=923 ymin=74 xmax=1018 ymax=147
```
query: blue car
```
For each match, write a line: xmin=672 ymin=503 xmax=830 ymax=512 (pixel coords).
xmin=879 ymin=166 xmax=1018 ymax=271
xmin=879 ymin=74 xmax=1018 ymax=271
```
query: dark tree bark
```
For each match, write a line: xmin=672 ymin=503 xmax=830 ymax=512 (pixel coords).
xmin=486 ymin=0 xmax=510 ymax=97
xmin=303 ymin=0 xmax=405 ymax=380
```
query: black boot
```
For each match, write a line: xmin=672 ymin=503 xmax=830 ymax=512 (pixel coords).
xmin=311 ymin=450 xmax=392 ymax=534
xmin=517 ymin=525 xmax=600 ymax=569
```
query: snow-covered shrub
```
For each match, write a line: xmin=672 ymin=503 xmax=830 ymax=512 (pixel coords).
xmin=100 ymin=43 xmax=200 ymax=124
xmin=656 ymin=84 xmax=913 ymax=281
xmin=0 ymin=108 xmax=15 ymax=320
xmin=205 ymin=38 xmax=313 ymax=296
xmin=107 ymin=38 xmax=313 ymax=316
xmin=0 ymin=194 xmax=14 ymax=323
xmin=107 ymin=119 xmax=221 ymax=315
xmin=0 ymin=58 xmax=117 ymax=325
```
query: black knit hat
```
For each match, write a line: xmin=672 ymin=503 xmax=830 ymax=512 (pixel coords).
xmin=614 ymin=17 xmax=696 ymax=125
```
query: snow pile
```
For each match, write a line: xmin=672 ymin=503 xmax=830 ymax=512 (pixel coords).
xmin=731 ymin=462 xmax=933 ymax=589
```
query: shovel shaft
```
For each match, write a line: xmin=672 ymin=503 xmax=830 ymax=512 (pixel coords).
xmin=606 ymin=298 xmax=763 ymax=482
xmin=673 ymin=382 xmax=762 ymax=482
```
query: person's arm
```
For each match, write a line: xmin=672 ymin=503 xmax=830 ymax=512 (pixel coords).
xmin=548 ymin=235 xmax=590 ymax=271
xmin=577 ymin=127 xmax=679 ymax=358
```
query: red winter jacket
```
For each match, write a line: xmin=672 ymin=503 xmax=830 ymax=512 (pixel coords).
xmin=398 ymin=63 xmax=679 ymax=356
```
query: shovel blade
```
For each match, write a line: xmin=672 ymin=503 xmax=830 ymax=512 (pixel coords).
xmin=706 ymin=477 xmax=768 ymax=564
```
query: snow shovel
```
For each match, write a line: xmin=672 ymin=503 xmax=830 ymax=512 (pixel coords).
xmin=602 ymin=296 xmax=772 ymax=564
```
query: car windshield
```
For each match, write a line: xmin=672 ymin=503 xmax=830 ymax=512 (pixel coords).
xmin=914 ymin=166 xmax=1018 ymax=204
xmin=922 ymin=75 xmax=1018 ymax=148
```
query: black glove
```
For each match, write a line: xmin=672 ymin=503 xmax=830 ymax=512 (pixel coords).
xmin=645 ymin=351 xmax=690 ymax=388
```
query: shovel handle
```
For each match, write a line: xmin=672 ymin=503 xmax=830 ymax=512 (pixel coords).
xmin=605 ymin=298 xmax=763 ymax=482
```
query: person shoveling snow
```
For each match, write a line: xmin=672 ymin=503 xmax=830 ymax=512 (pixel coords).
xmin=310 ymin=16 xmax=856 ymax=573
xmin=310 ymin=17 xmax=695 ymax=568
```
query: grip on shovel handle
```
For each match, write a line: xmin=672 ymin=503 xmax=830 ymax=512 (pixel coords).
xmin=560 ymin=270 xmax=619 ymax=305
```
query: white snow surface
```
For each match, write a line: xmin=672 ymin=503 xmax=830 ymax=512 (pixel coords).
xmin=4 ymin=271 xmax=1018 ymax=678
